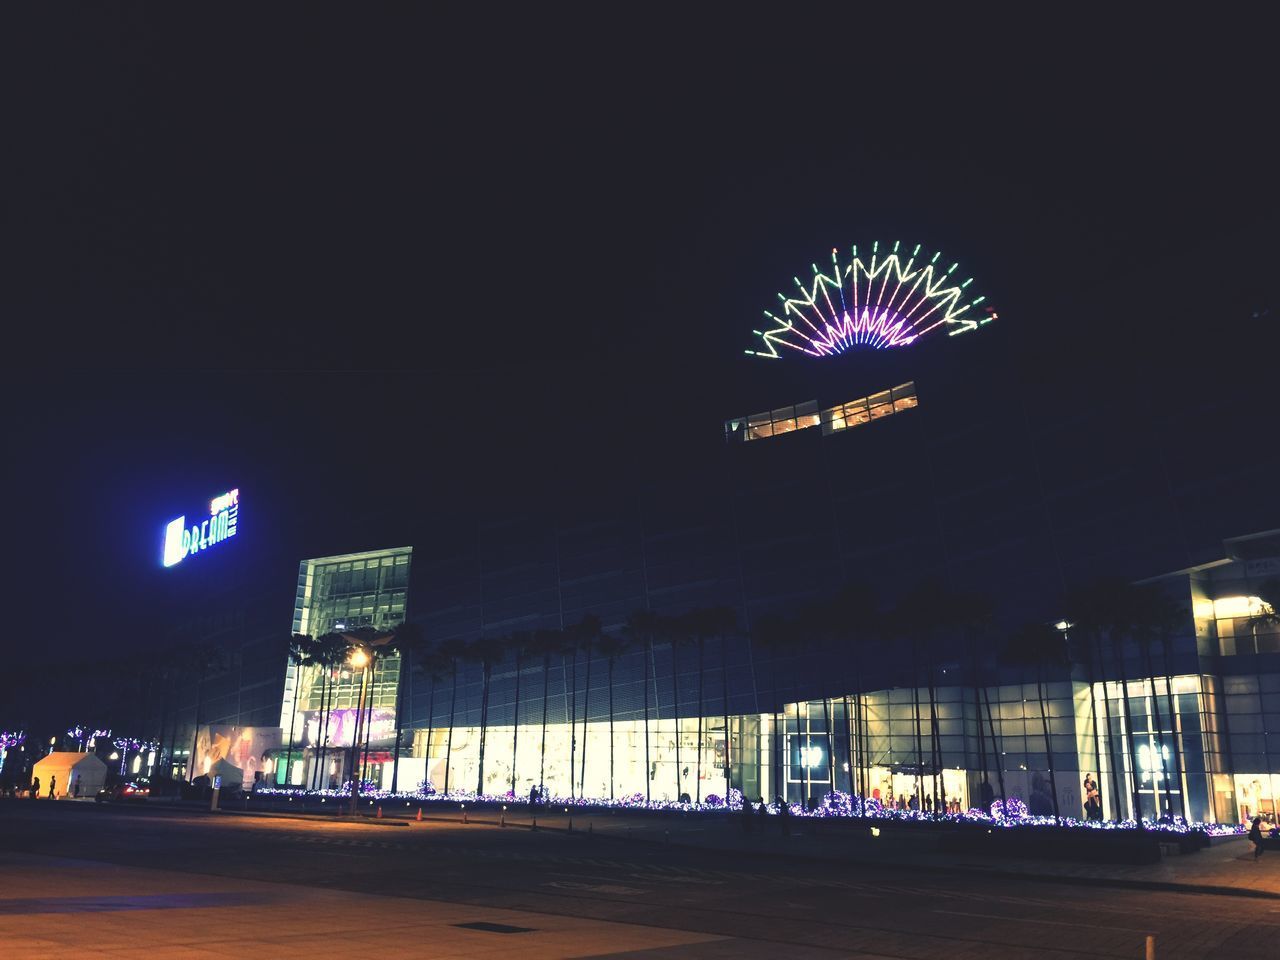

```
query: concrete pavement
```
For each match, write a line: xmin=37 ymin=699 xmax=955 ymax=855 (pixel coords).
xmin=5 ymin=800 xmax=1280 ymax=958
xmin=0 ymin=851 xmax=752 ymax=959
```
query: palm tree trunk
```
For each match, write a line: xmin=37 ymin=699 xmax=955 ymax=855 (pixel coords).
xmin=315 ymin=668 xmax=330 ymax=789
xmin=1037 ymin=665 xmax=1061 ymax=822
xmin=1093 ymin=632 xmax=1122 ymax=820
xmin=607 ymin=657 xmax=616 ymax=800
xmin=642 ymin=638 xmax=652 ymax=802
xmin=424 ymin=670 xmax=437 ymax=792
xmin=360 ymin=671 xmax=375 ymax=788
xmin=926 ymin=658 xmax=942 ymax=812
xmin=1109 ymin=634 xmax=1145 ymax=822
xmin=391 ymin=653 xmax=408 ymax=794
xmin=568 ymin=648 xmax=577 ymax=799
xmin=911 ymin=640 xmax=925 ymax=811
xmin=1159 ymin=637 xmax=1189 ymax=820
xmin=720 ymin=633 xmax=732 ymax=803
xmin=444 ymin=658 xmax=457 ymax=796
xmin=580 ymin=645 xmax=592 ymax=798
xmin=671 ymin=642 xmax=683 ymax=800
xmin=476 ymin=662 xmax=490 ymax=796
xmin=510 ymin=650 xmax=522 ymax=797
xmin=283 ymin=662 xmax=301 ymax=787
xmin=819 ymin=693 xmax=835 ymax=804
xmin=970 ymin=646 xmax=990 ymax=804
xmin=1140 ymin=640 xmax=1174 ymax=817
xmin=695 ymin=637 xmax=705 ymax=803
xmin=539 ymin=653 xmax=550 ymax=793
xmin=189 ymin=671 xmax=205 ymax=782
xmin=981 ymin=684 xmax=1007 ymax=812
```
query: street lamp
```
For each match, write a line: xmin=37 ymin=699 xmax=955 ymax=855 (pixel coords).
xmin=348 ymin=646 xmax=371 ymax=816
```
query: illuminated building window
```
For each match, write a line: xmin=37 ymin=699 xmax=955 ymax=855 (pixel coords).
xmin=821 ymin=382 xmax=916 ymax=436
xmin=725 ymin=383 xmax=915 ymax=443
xmin=1215 ymin=595 xmax=1279 ymax=656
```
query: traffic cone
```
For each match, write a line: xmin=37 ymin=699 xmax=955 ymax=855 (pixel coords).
xmin=416 ymin=807 xmax=423 ymax=822
xmin=376 ymin=806 xmax=383 ymax=819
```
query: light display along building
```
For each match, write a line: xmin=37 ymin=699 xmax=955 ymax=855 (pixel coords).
xmin=745 ymin=241 xmax=994 ymax=359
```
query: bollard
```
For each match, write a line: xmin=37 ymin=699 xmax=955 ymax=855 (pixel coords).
xmin=501 ymin=805 xmax=507 ymax=828
xmin=532 ymin=815 xmax=538 ymax=831
xmin=462 ymin=804 xmax=468 ymax=824
xmin=1146 ymin=935 xmax=1156 ymax=960
xmin=664 ymin=829 xmax=669 ymax=845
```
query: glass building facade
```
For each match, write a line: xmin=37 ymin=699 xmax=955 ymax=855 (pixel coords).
xmin=278 ymin=547 xmax=412 ymax=788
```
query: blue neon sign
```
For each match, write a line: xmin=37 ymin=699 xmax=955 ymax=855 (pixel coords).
xmin=163 ymin=488 xmax=239 ymax=567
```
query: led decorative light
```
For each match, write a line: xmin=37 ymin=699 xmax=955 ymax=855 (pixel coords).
xmin=746 ymin=241 xmax=994 ymax=359
xmin=253 ymin=784 xmax=1242 ymax=836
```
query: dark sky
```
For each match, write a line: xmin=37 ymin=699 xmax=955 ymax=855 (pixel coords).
xmin=3 ymin=9 xmax=1277 ymax=668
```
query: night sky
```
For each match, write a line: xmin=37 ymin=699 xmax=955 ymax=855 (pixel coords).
xmin=3 ymin=10 xmax=1277 ymax=672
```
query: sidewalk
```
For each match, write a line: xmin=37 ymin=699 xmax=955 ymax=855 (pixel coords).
xmin=398 ymin=805 xmax=1280 ymax=900
xmin=0 ymin=851 xmax=744 ymax=959
xmin=142 ymin=796 xmax=1280 ymax=900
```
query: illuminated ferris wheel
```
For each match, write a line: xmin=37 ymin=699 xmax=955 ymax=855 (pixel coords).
xmin=746 ymin=241 xmax=996 ymax=359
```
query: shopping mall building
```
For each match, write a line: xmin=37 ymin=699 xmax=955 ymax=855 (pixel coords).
xmin=150 ymin=314 xmax=1278 ymax=827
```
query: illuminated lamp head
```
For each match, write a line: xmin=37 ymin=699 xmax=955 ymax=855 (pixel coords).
xmin=745 ymin=240 xmax=996 ymax=359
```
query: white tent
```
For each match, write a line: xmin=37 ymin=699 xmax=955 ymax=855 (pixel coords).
xmin=32 ymin=752 xmax=108 ymax=798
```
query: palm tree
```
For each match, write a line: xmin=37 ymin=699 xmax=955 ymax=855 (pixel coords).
xmin=665 ymin=617 xmax=693 ymax=801
xmin=530 ymin=628 xmax=562 ymax=796
xmin=951 ymin=591 xmax=1001 ymax=813
xmin=824 ymin=584 xmax=881 ymax=810
xmin=437 ymin=638 xmax=468 ymax=796
xmin=1067 ymin=581 xmax=1125 ymax=821
xmin=747 ymin=611 xmax=788 ymax=808
xmin=594 ymin=631 xmax=628 ymax=799
xmin=413 ymin=646 xmax=446 ymax=792
xmin=624 ymin=612 xmax=664 ymax=803
xmin=1130 ymin=585 xmax=1188 ymax=818
xmin=890 ymin=593 xmax=931 ymax=819
xmin=389 ymin=621 xmax=427 ymax=794
xmin=507 ymin=630 xmax=534 ymax=797
xmin=304 ymin=632 xmax=350 ymax=789
xmin=684 ymin=607 xmax=737 ymax=803
xmin=573 ymin=615 xmax=602 ymax=798
xmin=467 ymin=633 xmax=508 ymax=796
xmin=282 ymin=633 xmax=312 ymax=787
xmin=1001 ymin=622 xmax=1068 ymax=822
xmin=792 ymin=601 xmax=838 ymax=807
xmin=184 ymin=643 xmax=228 ymax=781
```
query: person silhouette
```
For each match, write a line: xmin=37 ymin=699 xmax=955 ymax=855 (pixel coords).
xmin=48 ymin=775 xmax=56 ymax=798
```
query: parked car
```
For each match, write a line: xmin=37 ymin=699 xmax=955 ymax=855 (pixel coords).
xmin=96 ymin=779 xmax=151 ymax=803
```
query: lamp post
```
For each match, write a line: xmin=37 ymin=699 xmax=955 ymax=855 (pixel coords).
xmin=348 ymin=647 xmax=370 ymax=817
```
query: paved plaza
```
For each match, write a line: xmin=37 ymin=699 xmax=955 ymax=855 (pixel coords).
xmin=2 ymin=800 xmax=1279 ymax=958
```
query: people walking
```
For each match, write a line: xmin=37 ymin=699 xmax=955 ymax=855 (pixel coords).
xmin=1249 ymin=816 xmax=1266 ymax=861
xmin=30 ymin=776 xmax=40 ymax=799
xmin=48 ymin=775 xmax=56 ymax=798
